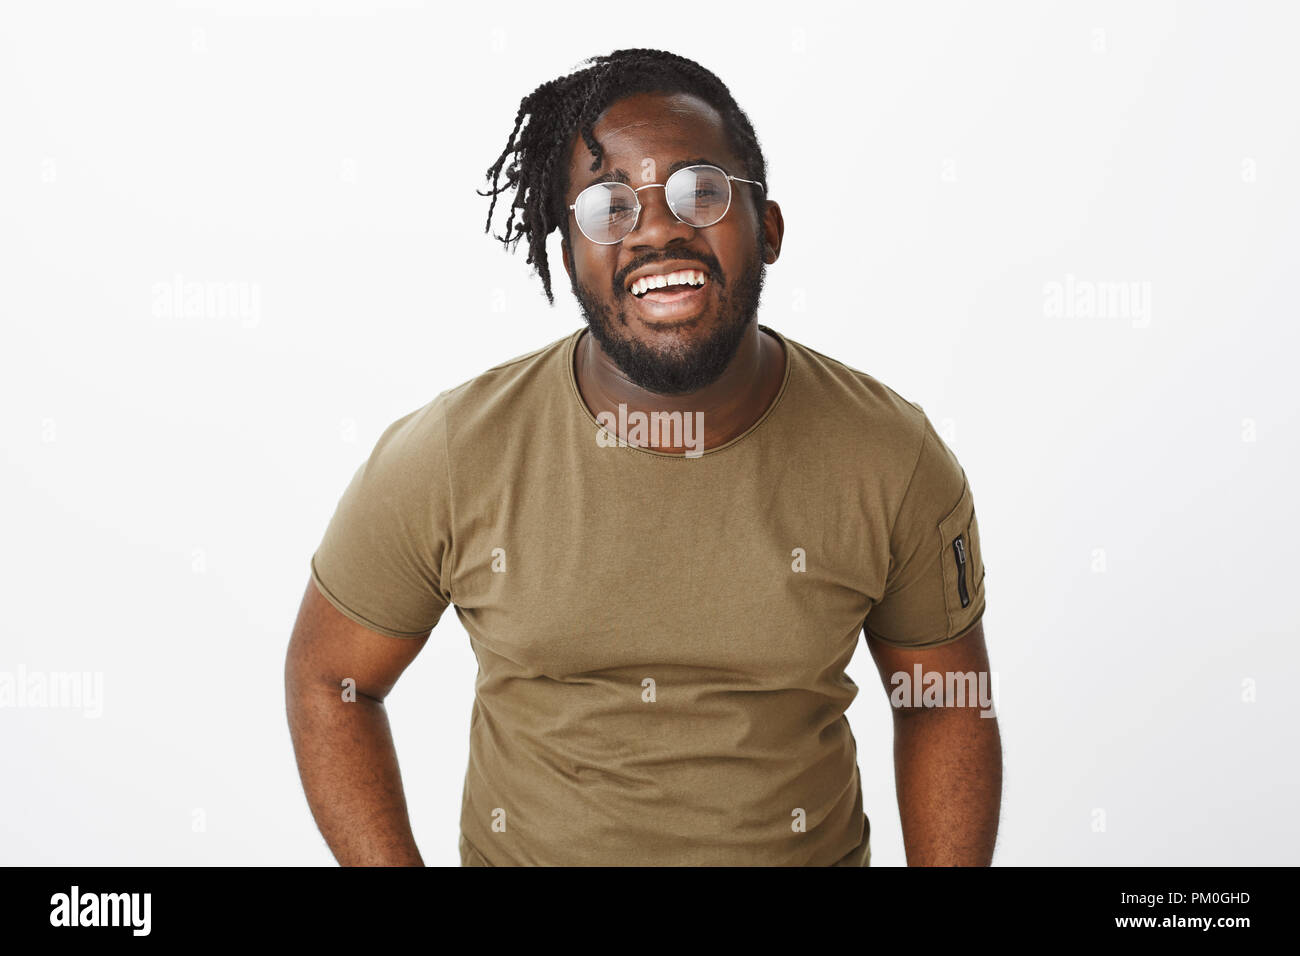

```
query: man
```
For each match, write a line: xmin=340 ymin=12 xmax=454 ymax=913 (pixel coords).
xmin=286 ymin=48 xmax=1000 ymax=866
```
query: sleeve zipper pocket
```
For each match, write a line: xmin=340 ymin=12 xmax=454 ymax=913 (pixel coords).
xmin=952 ymin=536 xmax=970 ymax=608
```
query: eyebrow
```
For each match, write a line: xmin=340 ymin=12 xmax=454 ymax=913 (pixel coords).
xmin=583 ymin=157 xmax=720 ymax=190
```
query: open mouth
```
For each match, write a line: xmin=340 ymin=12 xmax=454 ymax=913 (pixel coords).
xmin=628 ymin=268 xmax=709 ymax=300
xmin=626 ymin=268 xmax=711 ymax=321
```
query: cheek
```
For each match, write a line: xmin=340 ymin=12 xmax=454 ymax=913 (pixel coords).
xmin=712 ymin=230 xmax=755 ymax=280
xmin=575 ymin=248 xmax=620 ymax=291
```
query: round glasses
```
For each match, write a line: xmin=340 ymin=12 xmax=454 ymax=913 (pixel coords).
xmin=568 ymin=164 xmax=765 ymax=245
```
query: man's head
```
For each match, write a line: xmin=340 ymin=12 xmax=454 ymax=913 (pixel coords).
xmin=481 ymin=49 xmax=783 ymax=394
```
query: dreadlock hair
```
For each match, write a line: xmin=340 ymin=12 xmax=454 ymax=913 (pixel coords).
xmin=478 ymin=48 xmax=768 ymax=306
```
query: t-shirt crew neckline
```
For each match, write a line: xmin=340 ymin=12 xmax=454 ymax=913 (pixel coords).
xmin=565 ymin=324 xmax=792 ymax=459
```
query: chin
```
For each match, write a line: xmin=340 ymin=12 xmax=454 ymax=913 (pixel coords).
xmin=573 ymin=254 xmax=766 ymax=394
xmin=590 ymin=307 xmax=753 ymax=395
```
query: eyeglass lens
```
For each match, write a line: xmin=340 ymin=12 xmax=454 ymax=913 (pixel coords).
xmin=574 ymin=166 xmax=732 ymax=243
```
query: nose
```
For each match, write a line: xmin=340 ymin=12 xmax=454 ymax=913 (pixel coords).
xmin=624 ymin=183 xmax=695 ymax=248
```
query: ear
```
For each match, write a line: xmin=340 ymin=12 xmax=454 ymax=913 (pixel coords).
xmin=760 ymin=200 xmax=784 ymax=264
xmin=561 ymin=236 xmax=574 ymax=284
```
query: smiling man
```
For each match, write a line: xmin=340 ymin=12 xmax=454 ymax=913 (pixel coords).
xmin=286 ymin=48 xmax=1001 ymax=867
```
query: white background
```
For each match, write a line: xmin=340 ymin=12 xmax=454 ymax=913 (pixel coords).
xmin=2 ymin=0 xmax=1296 ymax=865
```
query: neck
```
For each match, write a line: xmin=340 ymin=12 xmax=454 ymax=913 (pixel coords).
xmin=574 ymin=321 xmax=786 ymax=454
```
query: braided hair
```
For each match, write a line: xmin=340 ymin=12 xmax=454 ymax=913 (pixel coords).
xmin=479 ymin=48 xmax=768 ymax=305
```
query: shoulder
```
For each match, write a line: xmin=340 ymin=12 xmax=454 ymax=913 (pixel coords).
xmin=375 ymin=330 xmax=577 ymax=454
xmin=772 ymin=328 xmax=929 ymax=471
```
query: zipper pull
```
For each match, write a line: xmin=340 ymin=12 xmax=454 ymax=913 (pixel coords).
xmin=952 ymin=536 xmax=970 ymax=608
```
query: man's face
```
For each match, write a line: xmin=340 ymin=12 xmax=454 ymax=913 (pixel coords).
xmin=560 ymin=91 xmax=778 ymax=395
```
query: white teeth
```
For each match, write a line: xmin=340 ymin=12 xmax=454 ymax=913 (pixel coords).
xmin=631 ymin=270 xmax=707 ymax=296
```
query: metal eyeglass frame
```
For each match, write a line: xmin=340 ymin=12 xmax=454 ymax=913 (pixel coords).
xmin=567 ymin=163 xmax=765 ymax=245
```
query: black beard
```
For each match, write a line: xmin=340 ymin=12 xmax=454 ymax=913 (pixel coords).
xmin=571 ymin=241 xmax=767 ymax=395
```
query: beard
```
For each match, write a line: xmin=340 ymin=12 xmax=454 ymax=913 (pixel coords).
xmin=570 ymin=235 xmax=767 ymax=395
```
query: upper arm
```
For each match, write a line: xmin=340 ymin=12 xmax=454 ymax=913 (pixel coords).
xmin=863 ymin=412 xmax=987 ymax=650
xmin=291 ymin=391 xmax=454 ymax=702
xmin=286 ymin=577 xmax=429 ymax=702
xmin=865 ymin=618 xmax=991 ymax=715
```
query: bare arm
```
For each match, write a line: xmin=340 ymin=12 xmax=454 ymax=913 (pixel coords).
xmin=285 ymin=578 xmax=430 ymax=865
xmin=866 ymin=620 xmax=1002 ymax=865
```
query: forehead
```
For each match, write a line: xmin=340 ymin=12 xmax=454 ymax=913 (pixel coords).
xmin=566 ymin=91 xmax=737 ymax=190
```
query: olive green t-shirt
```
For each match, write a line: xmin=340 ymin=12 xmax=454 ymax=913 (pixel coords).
xmin=309 ymin=325 xmax=988 ymax=866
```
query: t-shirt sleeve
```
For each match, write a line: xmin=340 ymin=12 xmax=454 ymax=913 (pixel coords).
xmin=309 ymin=392 xmax=454 ymax=639
xmin=864 ymin=412 xmax=987 ymax=649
